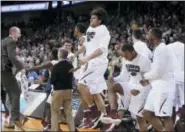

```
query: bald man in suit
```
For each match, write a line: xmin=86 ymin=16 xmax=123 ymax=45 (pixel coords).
xmin=1 ymin=26 xmax=24 ymax=130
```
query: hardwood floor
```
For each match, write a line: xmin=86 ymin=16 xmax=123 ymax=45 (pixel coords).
xmin=1 ymin=113 xmax=100 ymax=131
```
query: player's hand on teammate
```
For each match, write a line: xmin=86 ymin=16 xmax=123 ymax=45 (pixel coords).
xmin=131 ymin=89 xmax=140 ymax=96
xmin=140 ymin=79 xmax=149 ymax=86
xmin=68 ymin=55 xmax=75 ymax=62
xmin=79 ymin=59 xmax=88 ymax=66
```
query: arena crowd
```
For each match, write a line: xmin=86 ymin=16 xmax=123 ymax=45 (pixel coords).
xmin=1 ymin=1 xmax=184 ymax=132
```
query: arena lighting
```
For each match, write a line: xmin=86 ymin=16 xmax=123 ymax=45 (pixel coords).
xmin=1 ymin=2 xmax=49 ymax=13
xmin=19 ymin=2 xmax=49 ymax=11
xmin=62 ymin=1 xmax=70 ymax=6
xmin=52 ymin=1 xmax=58 ymax=8
xmin=1 ymin=5 xmax=19 ymax=12
xmin=72 ymin=0 xmax=87 ymax=5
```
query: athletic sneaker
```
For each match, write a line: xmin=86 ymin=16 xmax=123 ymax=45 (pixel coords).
xmin=14 ymin=121 xmax=25 ymax=131
xmin=91 ymin=113 xmax=105 ymax=129
xmin=101 ymin=110 xmax=121 ymax=125
xmin=81 ymin=111 xmax=94 ymax=128
xmin=42 ymin=120 xmax=51 ymax=132
xmin=78 ymin=118 xmax=86 ymax=128
xmin=4 ymin=122 xmax=15 ymax=129
xmin=78 ymin=111 xmax=90 ymax=128
xmin=81 ymin=117 xmax=94 ymax=128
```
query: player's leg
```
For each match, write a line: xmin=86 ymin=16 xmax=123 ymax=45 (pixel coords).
xmin=130 ymin=85 xmax=151 ymax=132
xmin=162 ymin=117 xmax=173 ymax=131
xmin=160 ymin=96 xmax=174 ymax=131
xmin=85 ymin=76 xmax=108 ymax=128
xmin=77 ymin=83 xmax=94 ymax=107
xmin=160 ymin=82 xmax=175 ymax=131
xmin=92 ymin=77 xmax=108 ymax=115
xmin=77 ymin=83 xmax=95 ymax=128
xmin=77 ymin=64 xmax=96 ymax=109
xmin=142 ymin=110 xmax=165 ymax=131
xmin=143 ymin=90 xmax=165 ymax=131
xmin=93 ymin=94 xmax=106 ymax=114
xmin=101 ymin=82 xmax=130 ymax=125
xmin=137 ymin=116 xmax=148 ymax=132
xmin=77 ymin=88 xmax=91 ymax=128
xmin=108 ymin=83 xmax=124 ymax=111
xmin=103 ymin=95 xmax=126 ymax=131
xmin=117 ymin=94 xmax=127 ymax=119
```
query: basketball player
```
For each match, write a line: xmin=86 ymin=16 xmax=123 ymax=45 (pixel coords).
xmin=167 ymin=39 xmax=184 ymax=123
xmin=73 ymin=23 xmax=87 ymax=81
xmin=26 ymin=48 xmax=59 ymax=73
xmin=25 ymin=49 xmax=58 ymax=131
xmin=73 ymin=23 xmax=91 ymax=128
xmin=101 ymin=44 xmax=151 ymax=132
xmin=75 ymin=7 xmax=110 ymax=128
xmin=132 ymin=29 xmax=153 ymax=60
xmin=140 ymin=28 xmax=175 ymax=131
xmin=62 ymin=39 xmax=77 ymax=66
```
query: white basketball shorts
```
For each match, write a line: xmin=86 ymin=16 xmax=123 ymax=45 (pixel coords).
xmin=78 ymin=62 xmax=108 ymax=94
xmin=74 ymin=65 xmax=86 ymax=81
xmin=115 ymin=82 xmax=132 ymax=111
xmin=129 ymin=84 xmax=151 ymax=117
xmin=144 ymin=80 xmax=175 ymax=117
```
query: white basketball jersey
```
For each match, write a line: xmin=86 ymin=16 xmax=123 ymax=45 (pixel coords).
xmin=78 ymin=35 xmax=87 ymax=60
xmin=85 ymin=25 xmax=111 ymax=64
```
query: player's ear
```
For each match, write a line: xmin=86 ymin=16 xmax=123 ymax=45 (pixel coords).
xmin=99 ymin=20 xmax=102 ymax=24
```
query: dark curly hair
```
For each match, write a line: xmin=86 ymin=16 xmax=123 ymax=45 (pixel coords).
xmin=90 ymin=7 xmax=108 ymax=25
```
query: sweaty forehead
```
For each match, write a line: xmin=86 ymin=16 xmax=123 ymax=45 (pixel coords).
xmin=91 ymin=15 xmax=98 ymax=19
xmin=65 ymin=42 xmax=72 ymax=45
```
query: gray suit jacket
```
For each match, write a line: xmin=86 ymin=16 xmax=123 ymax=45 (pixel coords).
xmin=1 ymin=37 xmax=23 ymax=73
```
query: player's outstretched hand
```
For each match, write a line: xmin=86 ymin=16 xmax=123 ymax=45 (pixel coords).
xmin=79 ymin=59 xmax=88 ymax=66
xmin=131 ymin=89 xmax=140 ymax=96
xmin=140 ymin=79 xmax=149 ymax=86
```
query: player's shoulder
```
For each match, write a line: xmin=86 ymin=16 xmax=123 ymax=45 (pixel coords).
xmin=99 ymin=25 xmax=108 ymax=31
xmin=134 ymin=40 xmax=147 ymax=48
xmin=137 ymin=54 xmax=151 ymax=65
xmin=155 ymin=43 xmax=167 ymax=52
xmin=168 ymin=41 xmax=184 ymax=49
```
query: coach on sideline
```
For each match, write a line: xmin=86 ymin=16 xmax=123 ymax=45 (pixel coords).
xmin=1 ymin=26 xmax=24 ymax=129
xmin=50 ymin=48 xmax=78 ymax=132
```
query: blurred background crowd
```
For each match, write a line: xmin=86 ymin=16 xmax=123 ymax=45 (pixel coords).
xmin=2 ymin=1 xmax=185 ymax=84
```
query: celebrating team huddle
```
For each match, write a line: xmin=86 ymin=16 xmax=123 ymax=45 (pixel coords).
xmin=72 ymin=7 xmax=184 ymax=132
xmin=2 ymin=6 xmax=184 ymax=132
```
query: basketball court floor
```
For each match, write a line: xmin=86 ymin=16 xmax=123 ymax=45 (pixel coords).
xmin=1 ymin=113 xmax=100 ymax=131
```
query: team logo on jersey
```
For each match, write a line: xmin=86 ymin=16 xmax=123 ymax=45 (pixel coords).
xmin=86 ymin=32 xmax=95 ymax=42
xmin=126 ymin=64 xmax=140 ymax=76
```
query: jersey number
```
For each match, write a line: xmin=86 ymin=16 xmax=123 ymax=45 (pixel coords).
xmin=86 ymin=32 xmax=95 ymax=42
